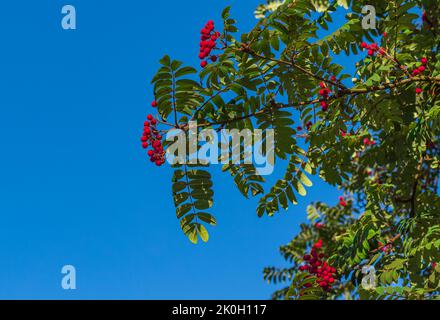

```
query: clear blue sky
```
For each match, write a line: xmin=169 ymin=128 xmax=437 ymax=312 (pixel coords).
xmin=0 ymin=1 xmax=355 ymax=299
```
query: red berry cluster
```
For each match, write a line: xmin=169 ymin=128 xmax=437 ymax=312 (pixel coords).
xmin=318 ymin=82 xmax=331 ymax=111
xmin=199 ymin=20 xmax=220 ymax=68
xmin=360 ymin=42 xmax=385 ymax=56
xmin=412 ymin=57 xmax=428 ymax=76
xmin=299 ymin=240 xmax=338 ymax=290
xmin=363 ymin=137 xmax=376 ymax=146
xmin=413 ymin=57 xmax=429 ymax=94
xmin=141 ymin=114 xmax=165 ymax=166
xmin=315 ymin=222 xmax=325 ymax=229
xmin=338 ymin=196 xmax=347 ymax=207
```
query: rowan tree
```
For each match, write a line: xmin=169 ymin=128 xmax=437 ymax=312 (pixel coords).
xmin=141 ymin=0 xmax=440 ymax=299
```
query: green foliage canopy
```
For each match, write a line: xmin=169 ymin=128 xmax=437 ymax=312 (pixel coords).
xmin=146 ymin=0 xmax=440 ymax=299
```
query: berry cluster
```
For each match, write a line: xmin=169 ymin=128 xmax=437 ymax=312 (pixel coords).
xmin=318 ymin=82 xmax=331 ymax=111
xmin=199 ymin=20 xmax=220 ymax=68
xmin=412 ymin=57 xmax=428 ymax=77
xmin=363 ymin=137 xmax=376 ymax=146
xmin=338 ymin=196 xmax=347 ymax=207
xmin=141 ymin=114 xmax=165 ymax=166
xmin=361 ymin=40 xmax=430 ymax=95
xmin=299 ymin=240 xmax=338 ymax=290
xmin=360 ymin=42 xmax=385 ymax=56
xmin=315 ymin=222 xmax=325 ymax=229
xmin=413 ymin=57 xmax=429 ymax=94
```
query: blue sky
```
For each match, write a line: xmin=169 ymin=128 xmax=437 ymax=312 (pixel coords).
xmin=0 ymin=1 xmax=356 ymax=299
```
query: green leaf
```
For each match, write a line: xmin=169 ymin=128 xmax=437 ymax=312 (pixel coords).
xmin=197 ymin=224 xmax=209 ymax=242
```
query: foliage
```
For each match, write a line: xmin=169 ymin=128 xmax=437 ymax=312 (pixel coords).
xmin=144 ymin=0 xmax=440 ymax=299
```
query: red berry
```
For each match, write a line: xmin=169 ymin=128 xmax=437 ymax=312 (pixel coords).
xmin=314 ymin=242 xmax=322 ymax=249
xmin=421 ymin=57 xmax=428 ymax=64
xmin=147 ymin=114 xmax=153 ymax=120
xmin=201 ymin=61 xmax=208 ymax=68
xmin=367 ymin=49 xmax=374 ymax=56
xmin=151 ymin=100 xmax=157 ymax=108
xmin=418 ymin=66 xmax=425 ymax=72
xmin=416 ymin=88 xmax=423 ymax=94
xmin=211 ymin=55 xmax=218 ymax=62
xmin=361 ymin=42 xmax=368 ymax=49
